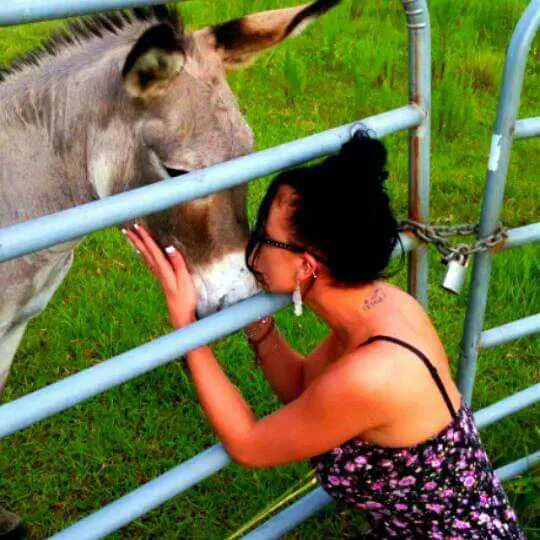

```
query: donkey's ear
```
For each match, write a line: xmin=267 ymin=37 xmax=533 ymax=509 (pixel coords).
xmin=199 ymin=0 xmax=340 ymax=71
xmin=122 ymin=23 xmax=185 ymax=98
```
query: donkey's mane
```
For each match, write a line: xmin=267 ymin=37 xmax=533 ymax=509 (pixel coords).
xmin=0 ymin=4 xmax=184 ymax=83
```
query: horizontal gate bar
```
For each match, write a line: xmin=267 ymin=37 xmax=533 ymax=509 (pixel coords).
xmin=0 ymin=234 xmax=416 ymax=441
xmin=496 ymin=451 xmax=540 ymax=481
xmin=242 ymin=487 xmax=333 ymax=540
xmin=474 ymin=383 xmax=540 ymax=429
xmin=0 ymin=293 xmax=288 ymax=439
xmin=398 ymin=223 xmax=540 ymax=254
xmin=49 ymin=357 xmax=534 ymax=540
xmin=0 ymin=105 xmax=423 ymax=264
xmin=45 ymin=239 xmax=418 ymax=539
xmin=242 ymin=450 xmax=540 ymax=539
xmin=503 ymin=222 xmax=540 ymax=249
xmin=245 ymin=388 xmax=540 ymax=537
xmin=480 ymin=313 xmax=540 ymax=349
xmin=0 ymin=0 xmax=166 ymax=26
xmin=394 ymin=232 xmax=421 ymax=256
xmin=51 ymin=444 xmax=230 ymax=540
xmin=515 ymin=117 xmax=540 ymax=139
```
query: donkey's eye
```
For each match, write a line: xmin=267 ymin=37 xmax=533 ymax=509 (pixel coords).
xmin=165 ymin=167 xmax=189 ymax=178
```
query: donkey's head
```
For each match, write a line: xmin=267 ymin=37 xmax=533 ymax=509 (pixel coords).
xmin=115 ymin=2 xmax=339 ymax=316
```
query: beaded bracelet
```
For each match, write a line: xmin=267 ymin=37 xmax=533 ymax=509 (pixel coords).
xmin=245 ymin=317 xmax=275 ymax=345
xmin=244 ymin=318 xmax=278 ymax=367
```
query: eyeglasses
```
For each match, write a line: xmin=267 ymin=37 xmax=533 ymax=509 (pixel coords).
xmin=256 ymin=234 xmax=307 ymax=254
xmin=251 ymin=232 xmax=326 ymax=262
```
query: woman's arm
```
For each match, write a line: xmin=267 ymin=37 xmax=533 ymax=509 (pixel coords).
xmin=245 ymin=318 xmax=305 ymax=404
xmin=245 ymin=320 xmax=338 ymax=404
xmin=185 ymin=346 xmax=257 ymax=451
xmin=122 ymin=226 xmax=385 ymax=468
xmin=186 ymin=345 xmax=385 ymax=468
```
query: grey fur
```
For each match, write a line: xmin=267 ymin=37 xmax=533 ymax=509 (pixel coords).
xmin=0 ymin=1 xmax=342 ymax=531
xmin=0 ymin=8 xmax=256 ymax=393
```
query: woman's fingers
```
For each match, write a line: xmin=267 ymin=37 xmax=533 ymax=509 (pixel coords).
xmin=165 ymin=246 xmax=198 ymax=315
xmin=122 ymin=225 xmax=198 ymax=325
xmin=135 ymin=224 xmax=177 ymax=284
xmin=165 ymin=245 xmax=187 ymax=277
xmin=128 ymin=224 xmax=178 ymax=292
xmin=133 ymin=224 xmax=168 ymax=264
xmin=123 ymin=229 xmax=159 ymax=276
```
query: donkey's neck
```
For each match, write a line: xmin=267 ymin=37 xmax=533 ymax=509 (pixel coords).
xmin=0 ymin=29 xmax=148 ymax=223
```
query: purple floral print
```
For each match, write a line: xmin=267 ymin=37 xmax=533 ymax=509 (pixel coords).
xmin=310 ymin=399 xmax=525 ymax=538
xmin=309 ymin=334 xmax=525 ymax=539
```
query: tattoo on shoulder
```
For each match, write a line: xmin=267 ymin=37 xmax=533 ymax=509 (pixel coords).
xmin=362 ymin=287 xmax=386 ymax=311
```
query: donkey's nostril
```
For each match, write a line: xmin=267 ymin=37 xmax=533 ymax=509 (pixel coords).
xmin=165 ymin=167 xmax=189 ymax=178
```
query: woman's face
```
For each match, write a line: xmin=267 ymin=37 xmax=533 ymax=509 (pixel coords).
xmin=249 ymin=186 xmax=304 ymax=294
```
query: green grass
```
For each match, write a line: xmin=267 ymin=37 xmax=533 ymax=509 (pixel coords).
xmin=0 ymin=0 xmax=539 ymax=538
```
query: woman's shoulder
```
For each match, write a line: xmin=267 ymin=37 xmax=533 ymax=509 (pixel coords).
xmin=372 ymin=283 xmax=449 ymax=365
xmin=336 ymin=333 xmax=447 ymax=414
xmin=379 ymin=281 xmax=430 ymax=317
xmin=326 ymin=341 xmax=406 ymax=408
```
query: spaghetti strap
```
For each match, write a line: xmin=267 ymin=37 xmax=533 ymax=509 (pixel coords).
xmin=367 ymin=335 xmax=458 ymax=420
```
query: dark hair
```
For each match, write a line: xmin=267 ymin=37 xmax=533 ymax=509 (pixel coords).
xmin=246 ymin=130 xmax=403 ymax=286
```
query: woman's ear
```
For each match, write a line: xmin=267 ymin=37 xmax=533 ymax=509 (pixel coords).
xmin=297 ymin=253 xmax=319 ymax=282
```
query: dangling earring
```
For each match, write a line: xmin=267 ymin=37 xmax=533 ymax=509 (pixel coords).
xmin=293 ymin=269 xmax=318 ymax=317
xmin=293 ymin=281 xmax=303 ymax=317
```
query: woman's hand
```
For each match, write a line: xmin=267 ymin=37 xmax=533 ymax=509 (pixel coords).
xmin=123 ymin=224 xmax=197 ymax=329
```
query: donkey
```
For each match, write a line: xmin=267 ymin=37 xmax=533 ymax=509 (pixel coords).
xmin=0 ymin=1 xmax=340 ymax=392
xmin=0 ymin=2 xmax=340 ymax=534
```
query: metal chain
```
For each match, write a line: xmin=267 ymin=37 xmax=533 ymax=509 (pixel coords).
xmin=398 ymin=219 xmax=509 ymax=263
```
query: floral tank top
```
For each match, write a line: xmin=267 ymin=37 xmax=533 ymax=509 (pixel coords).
xmin=310 ymin=335 xmax=525 ymax=539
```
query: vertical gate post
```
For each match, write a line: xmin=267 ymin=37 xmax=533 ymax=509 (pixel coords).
xmin=403 ymin=0 xmax=431 ymax=308
xmin=458 ymin=0 xmax=540 ymax=404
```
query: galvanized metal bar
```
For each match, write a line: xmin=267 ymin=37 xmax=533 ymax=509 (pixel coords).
xmin=58 ymin=437 xmax=539 ymax=540
xmin=496 ymin=451 xmax=540 ymax=481
xmin=43 ymin=238 xmax=420 ymax=539
xmin=242 ymin=448 xmax=540 ymax=539
xmin=0 ymin=106 xmax=422 ymax=264
xmin=503 ymin=222 xmax=540 ymax=250
xmin=51 ymin=402 xmax=540 ymax=540
xmin=480 ymin=314 xmax=540 ymax=349
xmin=244 ymin=391 xmax=540 ymax=538
xmin=458 ymin=0 xmax=540 ymax=405
xmin=515 ymin=116 xmax=540 ymax=139
xmin=0 ymin=234 xmax=417 ymax=440
xmin=242 ymin=488 xmax=334 ymax=540
xmin=393 ymin=232 xmax=422 ymax=257
xmin=0 ymin=293 xmax=288 ymax=439
xmin=403 ymin=0 xmax=431 ymax=308
xmin=51 ymin=444 xmax=231 ymax=540
xmin=0 ymin=0 xmax=166 ymax=26
xmin=474 ymin=383 xmax=540 ymax=428
xmin=45 ymin=238 xmax=421 ymax=539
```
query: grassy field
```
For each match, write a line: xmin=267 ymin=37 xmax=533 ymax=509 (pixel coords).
xmin=0 ymin=0 xmax=538 ymax=538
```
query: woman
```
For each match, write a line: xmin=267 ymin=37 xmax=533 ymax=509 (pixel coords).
xmin=124 ymin=133 xmax=524 ymax=539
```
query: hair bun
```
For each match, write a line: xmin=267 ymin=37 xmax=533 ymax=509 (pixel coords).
xmin=337 ymin=129 xmax=388 ymax=186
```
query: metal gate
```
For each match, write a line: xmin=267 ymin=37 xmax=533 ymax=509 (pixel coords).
xmin=0 ymin=1 xmax=537 ymax=538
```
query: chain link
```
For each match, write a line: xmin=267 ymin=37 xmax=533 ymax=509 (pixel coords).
xmin=398 ymin=220 xmax=509 ymax=264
